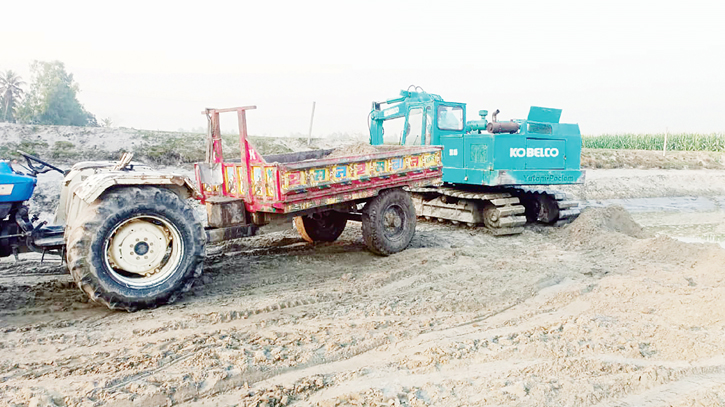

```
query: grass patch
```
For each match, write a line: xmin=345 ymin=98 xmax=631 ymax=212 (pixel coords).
xmin=0 ymin=140 xmax=51 ymax=160
xmin=50 ymin=141 xmax=76 ymax=160
xmin=133 ymin=131 xmax=206 ymax=165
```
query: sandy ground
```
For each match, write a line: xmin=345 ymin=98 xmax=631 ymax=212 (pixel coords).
xmin=2 ymin=168 xmax=725 ymax=406
xmin=3 ymin=129 xmax=725 ymax=406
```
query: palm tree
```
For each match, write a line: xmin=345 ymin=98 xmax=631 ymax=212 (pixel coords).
xmin=0 ymin=70 xmax=25 ymax=122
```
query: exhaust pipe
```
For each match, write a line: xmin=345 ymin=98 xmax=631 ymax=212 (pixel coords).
xmin=487 ymin=109 xmax=520 ymax=134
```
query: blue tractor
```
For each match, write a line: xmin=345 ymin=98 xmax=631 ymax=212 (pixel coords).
xmin=369 ymin=87 xmax=585 ymax=235
xmin=0 ymin=152 xmax=65 ymax=259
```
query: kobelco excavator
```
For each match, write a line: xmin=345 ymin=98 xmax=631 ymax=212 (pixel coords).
xmin=369 ymin=87 xmax=585 ymax=235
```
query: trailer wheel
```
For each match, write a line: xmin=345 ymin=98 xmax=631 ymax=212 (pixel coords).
xmin=66 ymin=187 xmax=205 ymax=311
xmin=294 ymin=211 xmax=347 ymax=243
xmin=362 ymin=188 xmax=416 ymax=255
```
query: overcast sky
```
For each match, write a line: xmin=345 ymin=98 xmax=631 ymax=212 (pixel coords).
xmin=3 ymin=0 xmax=723 ymax=136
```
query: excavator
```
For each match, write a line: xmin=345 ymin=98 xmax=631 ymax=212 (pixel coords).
xmin=369 ymin=87 xmax=585 ymax=235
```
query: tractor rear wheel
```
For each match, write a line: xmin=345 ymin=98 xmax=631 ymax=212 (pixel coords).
xmin=66 ymin=187 xmax=205 ymax=311
xmin=294 ymin=211 xmax=347 ymax=242
xmin=362 ymin=188 xmax=416 ymax=255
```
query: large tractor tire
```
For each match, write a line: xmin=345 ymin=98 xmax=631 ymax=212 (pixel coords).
xmin=362 ymin=188 xmax=416 ymax=256
xmin=294 ymin=211 xmax=347 ymax=243
xmin=66 ymin=187 xmax=205 ymax=311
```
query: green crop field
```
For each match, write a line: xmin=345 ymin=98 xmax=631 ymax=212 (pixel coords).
xmin=583 ymin=133 xmax=725 ymax=152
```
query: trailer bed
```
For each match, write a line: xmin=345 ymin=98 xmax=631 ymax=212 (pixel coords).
xmin=196 ymin=143 xmax=442 ymax=214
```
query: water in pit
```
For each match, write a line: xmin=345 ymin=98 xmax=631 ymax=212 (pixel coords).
xmin=582 ymin=196 xmax=725 ymax=248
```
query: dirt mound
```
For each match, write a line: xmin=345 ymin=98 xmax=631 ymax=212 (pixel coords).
xmin=560 ymin=206 xmax=649 ymax=250
xmin=567 ymin=205 xmax=649 ymax=239
xmin=326 ymin=143 xmax=379 ymax=159
xmin=562 ymin=206 xmax=725 ymax=276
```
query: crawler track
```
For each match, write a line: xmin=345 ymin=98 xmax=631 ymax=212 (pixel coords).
xmin=410 ymin=186 xmax=527 ymax=235
xmin=409 ymin=186 xmax=581 ymax=234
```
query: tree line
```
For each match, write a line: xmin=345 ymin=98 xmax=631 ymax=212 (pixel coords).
xmin=0 ymin=61 xmax=98 ymax=127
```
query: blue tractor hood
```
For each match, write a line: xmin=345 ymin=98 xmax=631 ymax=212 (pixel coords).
xmin=0 ymin=161 xmax=37 ymax=203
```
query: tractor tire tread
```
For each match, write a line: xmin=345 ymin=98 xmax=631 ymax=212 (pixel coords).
xmin=66 ymin=187 xmax=205 ymax=312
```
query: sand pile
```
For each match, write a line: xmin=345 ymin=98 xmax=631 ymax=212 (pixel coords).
xmin=559 ymin=205 xmax=649 ymax=250
xmin=563 ymin=206 xmax=725 ymax=276
xmin=565 ymin=205 xmax=649 ymax=238
xmin=326 ymin=143 xmax=379 ymax=159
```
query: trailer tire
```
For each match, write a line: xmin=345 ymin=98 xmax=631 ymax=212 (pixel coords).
xmin=362 ymin=188 xmax=416 ymax=256
xmin=66 ymin=187 xmax=205 ymax=311
xmin=294 ymin=211 xmax=347 ymax=243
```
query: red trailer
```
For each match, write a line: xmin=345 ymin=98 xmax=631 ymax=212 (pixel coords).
xmin=195 ymin=106 xmax=443 ymax=255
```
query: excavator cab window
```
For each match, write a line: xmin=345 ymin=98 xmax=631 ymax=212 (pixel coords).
xmin=437 ymin=106 xmax=463 ymax=131
xmin=382 ymin=116 xmax=406 ymax=145
xmin=404 ymin=108 xmax=424 ymax=146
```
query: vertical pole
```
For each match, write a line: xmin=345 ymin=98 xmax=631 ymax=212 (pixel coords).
xmin=238 ymin=108 xmax=253 ymax=203
xmin=663 ymin=127 xmax=668 ymax=156
xmin=307 ymin=101 xmax=316 ymax=146
xmin=210 ymin=111 xmax=223 ymax=164
xmin=205 ymin=109 xmax=213 ymax=163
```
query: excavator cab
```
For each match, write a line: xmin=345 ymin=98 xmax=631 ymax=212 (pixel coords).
xmin=370 ymin=89 xmax=466 ymax=148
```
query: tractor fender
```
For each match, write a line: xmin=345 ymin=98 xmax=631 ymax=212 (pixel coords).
xmin=60 ymin=168 xmax=200 ymax=230
xmin=74 ymin=171 xmax=200 ymax=204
